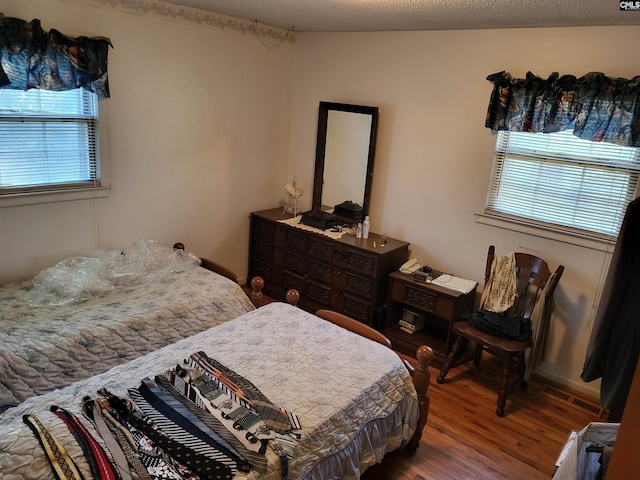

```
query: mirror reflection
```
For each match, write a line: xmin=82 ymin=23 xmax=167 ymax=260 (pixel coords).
xmin=322 ymin=110 xmax=372 ymax=209
xmin=312 ymin=102 xmax=378 ymax=220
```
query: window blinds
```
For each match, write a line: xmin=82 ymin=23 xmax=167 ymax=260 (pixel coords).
xmin=0 ymin=88 xmax=99 ymax=193
xmin=486 ymin=130 xmax=640 ymax=238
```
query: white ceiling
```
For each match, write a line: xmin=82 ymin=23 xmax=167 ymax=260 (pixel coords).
xmin=165 ymin=0 xmax=640 ymax=32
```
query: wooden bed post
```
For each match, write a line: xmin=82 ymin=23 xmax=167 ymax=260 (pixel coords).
xmin=250 ymin=276 xmax=265 ymax=303
xmin=286 ymin=289 xmax=301 ymax=306
xmin=408 ymin=345 xmax=433 ymax=450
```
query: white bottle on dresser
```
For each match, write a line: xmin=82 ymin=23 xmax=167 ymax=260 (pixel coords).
xmin=362 ymin=216 xmax=370 ymax=239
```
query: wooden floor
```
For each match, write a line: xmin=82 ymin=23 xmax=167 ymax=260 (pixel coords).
xmin=362 ymin=359 xmax=604 ymax=480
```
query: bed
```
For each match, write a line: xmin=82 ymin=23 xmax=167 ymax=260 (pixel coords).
xmin=0 ymin=241 xmax=256 ymax=409
xmin=0 ymin=302 xmax=432 ymax=480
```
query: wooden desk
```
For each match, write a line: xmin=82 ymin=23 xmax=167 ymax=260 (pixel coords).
xmin=384 ymin=271 xmax=476 ymax=366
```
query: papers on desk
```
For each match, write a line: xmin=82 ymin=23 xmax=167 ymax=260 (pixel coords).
xmin=431 ymin=274 xmax=478 ymax=294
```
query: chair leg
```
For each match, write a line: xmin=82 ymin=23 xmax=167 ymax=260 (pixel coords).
xmin=518 ymin=352 xmax=527 ymax=389
xmin=473 ymin=343 xmax=483 ymax=366
xmin=496 ymin=354 xmax=512 ymax=417
xmin=437 ymin=336 xmax=467 ymax=384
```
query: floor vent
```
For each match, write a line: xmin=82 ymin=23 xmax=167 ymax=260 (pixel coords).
xmin=540 ymin=384 xmax=606 ymax=418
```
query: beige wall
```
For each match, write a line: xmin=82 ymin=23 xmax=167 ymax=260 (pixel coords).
xmin=0 ymin=0 xmax=295 ymax=282
xmin=2 ymin=0 xmax=637 ymax=399
xmin=289 ymin=26 xmax=640 ymax=398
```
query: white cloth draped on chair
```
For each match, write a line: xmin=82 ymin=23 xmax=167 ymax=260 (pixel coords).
xmin=479 ymin=252 xmax=518 ymax=314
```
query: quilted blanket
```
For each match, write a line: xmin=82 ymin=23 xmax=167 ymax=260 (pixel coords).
xmin=0 ymin=261 xmax=254 ymax=407
xmin=0 ymin=302 xmax=420 ymax=480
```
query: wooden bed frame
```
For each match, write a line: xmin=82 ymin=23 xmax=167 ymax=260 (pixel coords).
xmin=174 ymin=242 xmax=433 ymax=450
xmin=173 ymin=242 xmax=263 ymax=307
xmin=315 ymin=308 xmax=433 ymax=450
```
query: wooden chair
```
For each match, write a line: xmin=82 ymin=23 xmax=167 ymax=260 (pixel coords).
xmin=436 ymin=245 xmax=564 ymax=417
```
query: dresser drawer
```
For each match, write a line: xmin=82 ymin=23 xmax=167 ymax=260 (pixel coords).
xmin=251 ymin=239 xmax=274 ymax=261
xmin=252 ymin=218 xmax=275 ymax=243
xmin=285 ymin=229 xmax=307 ymax=253
xmin=345 ymin=272 xmax=374 ymax=299
xmin=284 ymin=251 xmax=306 ymax=274
xmin=405 ymin=285 xmax=436 ymax=313
xmin=346 ymin=249 xmax=377 ymax=277
xmin=307 ymin=280 xmax=331 ymax=306
xmin=343 ymin=295 xmax=371 ymax=324
xmin=250 ymin=258 xmax=274 ymax=282
xmin=283 ymin=271 xmax=306 ymax=295
xmin=308 ymin=237 xmax=334 ymax=262
xmin=390 ymin=279 xmax=436 ymax=313
xmin=308 ymin=259 xmax=332 ymax=284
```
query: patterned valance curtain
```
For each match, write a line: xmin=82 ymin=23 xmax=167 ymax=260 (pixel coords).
xmin=0 ymin=14 xmax=112 ymax=98
xmin=485 ymin=71 xmax=640 ymax=147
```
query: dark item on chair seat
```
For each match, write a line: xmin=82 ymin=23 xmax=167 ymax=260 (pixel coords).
xmin=467 ymin=309 xmax=532 ymax=342
xmin=436 ymin=245 xmax=564 ymax=417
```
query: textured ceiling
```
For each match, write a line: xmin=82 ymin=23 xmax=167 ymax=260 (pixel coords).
xmin=165 ymin=0 xmax=640 ymax=32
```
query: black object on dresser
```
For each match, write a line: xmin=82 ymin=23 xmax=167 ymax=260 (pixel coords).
xmin=384 ymin=271 xmax=476 ymax=367
xmin=249 ymin=208 xmax=409 ymax=327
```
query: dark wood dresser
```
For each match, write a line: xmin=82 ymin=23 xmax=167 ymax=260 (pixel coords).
xmin=248 ymin=208 xmax=409 ymax=327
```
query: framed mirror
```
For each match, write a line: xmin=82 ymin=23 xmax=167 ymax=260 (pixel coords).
xmin=311 ymin=101 xmax=379 ymax=220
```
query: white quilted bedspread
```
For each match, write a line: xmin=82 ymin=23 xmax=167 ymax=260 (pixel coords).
xmin=0 ymin=302 xmax=419 ymax=480
xmin=0 ymin=263 xmax=255 ymax=407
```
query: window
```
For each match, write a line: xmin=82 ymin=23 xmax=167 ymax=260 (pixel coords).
xmin=0 ymin=88 xmax=103 ymax=200
xmin=484 ymin=130 xmax=640 ymax=240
